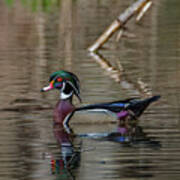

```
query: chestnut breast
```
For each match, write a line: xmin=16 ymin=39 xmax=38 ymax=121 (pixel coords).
xmin=53 ymin=100 xmax=75 ymax=123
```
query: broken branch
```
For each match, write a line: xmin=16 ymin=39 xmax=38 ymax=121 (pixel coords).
xmin=88 ymin=0 xmax=151 ymax=52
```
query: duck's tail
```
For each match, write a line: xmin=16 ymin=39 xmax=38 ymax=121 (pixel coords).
xmin=147 ymin=95 xmax=161 ymax=103
xmin=128 ymin=95 xmax=161 ymax=117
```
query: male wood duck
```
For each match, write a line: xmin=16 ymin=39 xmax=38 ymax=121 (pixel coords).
xmin=41 ymin=70 xmax=160 ymax=127
xmin=41 ymin=70 xmax=81 ymax=126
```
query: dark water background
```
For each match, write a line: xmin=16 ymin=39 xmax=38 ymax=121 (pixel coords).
xmin=0 ymin=0 xmax=180 ymax=180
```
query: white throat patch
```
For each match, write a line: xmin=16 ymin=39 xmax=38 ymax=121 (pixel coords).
xmin=60 ymin=82 xmax=73 ymax=100
xmin=60 ymin=91 xmax=73 ymax=100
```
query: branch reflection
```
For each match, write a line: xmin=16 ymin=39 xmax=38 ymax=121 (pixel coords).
xmin=89 ymin=51 xmax=152 ymax=97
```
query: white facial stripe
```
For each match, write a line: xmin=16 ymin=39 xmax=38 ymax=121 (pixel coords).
xmin=67 ymin=81 xmax=79 ymax=95
xmin=61 ymin=82 xmax=66 ymax=91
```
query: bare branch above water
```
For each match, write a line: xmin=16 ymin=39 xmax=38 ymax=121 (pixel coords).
xmin=88 ymin=0 xmax=152 ymax=52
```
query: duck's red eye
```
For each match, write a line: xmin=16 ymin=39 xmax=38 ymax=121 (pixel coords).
xmin=57 ymin=77 xmax=63 ymax=82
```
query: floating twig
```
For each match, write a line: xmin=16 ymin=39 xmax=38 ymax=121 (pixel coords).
xmin=88 ymin=0 xmax=151 ymax=52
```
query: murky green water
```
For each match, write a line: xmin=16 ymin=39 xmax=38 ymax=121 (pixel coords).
xmin=0 ymin=0 xmax=180 ymax=180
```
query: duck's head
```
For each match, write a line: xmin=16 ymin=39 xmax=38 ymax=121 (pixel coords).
xmin=41 ymin=70 xmax=81 ymax=102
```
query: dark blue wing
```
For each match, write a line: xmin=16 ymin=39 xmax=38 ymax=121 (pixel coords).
xmin=75 ymin=98 xmax=137 ymax=113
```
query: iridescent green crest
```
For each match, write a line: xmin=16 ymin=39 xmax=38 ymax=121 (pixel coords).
xmin=49 ymin=70 xmax=81 ymax=101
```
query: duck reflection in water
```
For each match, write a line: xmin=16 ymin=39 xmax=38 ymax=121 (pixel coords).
xmin=50 ymin=123 xmax=81 ymax=179
xmin=108 ymin=120 xmax=160 ymax=148
xmin=79 ymin=118 xmax=160 ymax=148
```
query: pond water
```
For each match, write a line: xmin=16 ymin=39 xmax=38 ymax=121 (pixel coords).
xmin=0 ymin=0 xmax=180 ymax=180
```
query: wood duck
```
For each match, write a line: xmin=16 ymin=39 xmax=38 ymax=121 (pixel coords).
xmin=41 ymin=70 xmax=160 ymax=127
xmin=41 ymin=70 xmax=81 ymax=126
xmin=66 ymin=95 xmax=160 ymax=126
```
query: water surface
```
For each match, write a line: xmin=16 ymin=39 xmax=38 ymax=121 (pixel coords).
xmin=0 ymin=0 xmax=180 ymax=180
